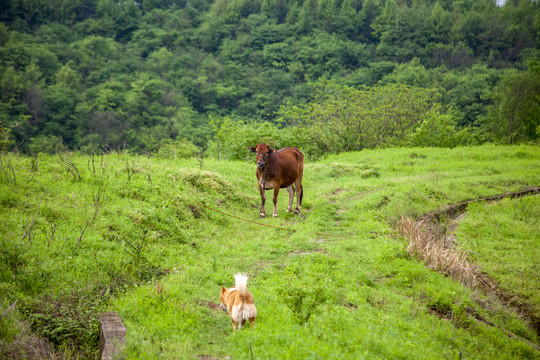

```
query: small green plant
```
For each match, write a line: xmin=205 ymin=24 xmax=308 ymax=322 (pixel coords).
xmin=279 ymin=283 xmax=328 ymax=325
xmin=124 ymin=228 xmax=149 ymax=261
xmin=512 ymin=196 xmax=539 ymax=225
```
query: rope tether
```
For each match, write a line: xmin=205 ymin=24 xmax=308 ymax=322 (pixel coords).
xmin=196 ymin=203 xmax=351 ymax=238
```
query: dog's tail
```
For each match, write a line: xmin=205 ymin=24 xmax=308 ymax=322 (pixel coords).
xmin=234 ymin=273 xmax=248 ymax=296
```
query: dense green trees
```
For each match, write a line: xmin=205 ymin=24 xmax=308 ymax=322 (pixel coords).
xmin=0 ymin=0 xmax=538 ymax=157
xmin=481 ymin=61 xmax=540 ymax=143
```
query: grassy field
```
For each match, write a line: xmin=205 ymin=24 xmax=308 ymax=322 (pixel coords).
xmin=455 ymin=196 xmax=540 ymax=326
xmin=0 ymin=145 xmax=539 ymax=359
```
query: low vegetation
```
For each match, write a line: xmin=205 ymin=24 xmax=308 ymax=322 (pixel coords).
xmin=0 ymin=144 xmax=539 ymax=359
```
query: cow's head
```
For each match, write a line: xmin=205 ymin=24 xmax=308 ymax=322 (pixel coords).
xmin=249 ymin=143 xmax=275 ymax=169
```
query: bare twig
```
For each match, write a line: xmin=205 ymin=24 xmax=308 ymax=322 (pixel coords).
xmin=124 ymin=228 xmax=150 ymax=259
xmin=75 ymin=219 xmax=90 ymax=247
xmin=92 ymin=187 xmax=105 ymax=223
xmin=125 ymin=155 xmax=131 ymax=181
xmin=0 ymin=152 xmax=17 ymax=186
xmin=60 ymin=236 xmax=70 ymax=251
xmin=90 ymin=153 xmax=96 ymax=174
xmin=199 ymin=149 xmax=204 ymax=169
xmin=26 ymin=155 xmax=38 ymax=183
xmin=21 ymin=195 xmax=45 ymax=245
xmin=57 ymin=151 xmax=81 ymax=180
xmin=75 ymin=187 xmax=105 ymax=248
xmin=530 ymin=255 xmax=540 ymax=284
xmin=44 ymin=222 xmax=56 ymax=248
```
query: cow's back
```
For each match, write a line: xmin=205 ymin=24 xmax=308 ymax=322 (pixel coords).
xmin=267 ymin=147 xmax=303 ymax=188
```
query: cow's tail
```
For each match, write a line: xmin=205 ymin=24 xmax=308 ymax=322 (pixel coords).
xmin=300 ymin=185 xmax=303 ymax=206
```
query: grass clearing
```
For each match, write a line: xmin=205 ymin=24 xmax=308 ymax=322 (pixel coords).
xmin=0 ymin=145 xmax=539 ymax=359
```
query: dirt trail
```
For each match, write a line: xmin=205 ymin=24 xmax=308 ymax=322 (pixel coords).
xmin=399 ymin=186 xmax=540 ymax=342
xmin=424 ymin=186 xmax=539 ymax=222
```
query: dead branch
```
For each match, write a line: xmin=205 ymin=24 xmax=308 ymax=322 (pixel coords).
xmin=57 ymin=152 xmax=81 ymax=181
xmin=21 ymin=196 xmax=44 ymax=245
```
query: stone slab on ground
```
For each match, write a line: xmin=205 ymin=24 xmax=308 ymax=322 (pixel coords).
xmin=100 ymin=312 xmax=126 ymax=360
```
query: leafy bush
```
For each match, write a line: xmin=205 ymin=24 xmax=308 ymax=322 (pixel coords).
xmin=406 ymin=112 xmax=472 ymax=148
xmin=207 ymin=117 xmax=300 ymax=161
xmin=28 ymin=135 xmax=61 ymax=155
xmin=280 ymin=284 xmax=328 ymax=325
xmin=157 ymin=139 xmax=200 ymax=159
xmin=279 ymin=79 xmax=461 ymax=156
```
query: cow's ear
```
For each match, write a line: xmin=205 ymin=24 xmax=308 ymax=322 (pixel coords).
xmin=249 ymin=146 xmax=256 ymax=152
xmin=269 ymin=148 xmax=276 ymax=154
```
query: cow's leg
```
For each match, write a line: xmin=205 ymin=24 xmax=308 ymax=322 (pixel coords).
xmin=272 ymin=187 xmax=280 ymax=217
xmin=259 ymin=184 xmax=266 ymax=218
xmin=286 ymin=185 xmax=295 ymax=212
xmin=294 ymin=179 xmax=303 ymax=215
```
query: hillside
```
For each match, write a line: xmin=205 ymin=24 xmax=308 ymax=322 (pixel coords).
xmin=1 ymin=0 xmax=539 ymax=154
xmin=1 ymin=145 xmax=539 ymax=358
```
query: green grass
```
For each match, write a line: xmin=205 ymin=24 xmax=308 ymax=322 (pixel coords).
xmin=455 ymin=196 xmax=540 ymax=322
xmin=0 ymin=145 xmax=539 ymax=359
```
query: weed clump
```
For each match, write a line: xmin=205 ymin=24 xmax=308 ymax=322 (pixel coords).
xmin=329 ymin=163 xmax=380 ymax=178
xmin=279 ymin=284 xmax=329 ymax=325
xmin=0 ymin=300 xmax=57 ymax=360
xmin=183 ymin=170 xmax=232 ymax=193
xmin=21 ymin=287 xmax=107 ymax=359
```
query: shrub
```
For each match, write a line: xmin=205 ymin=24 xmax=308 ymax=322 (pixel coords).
xmin=207 ymin=117 xmax=300 ymax=161
xmin=279 ymin=79 xmax=459 ymax=156
xmin=157 ymin=139 xmax=200 ymax=159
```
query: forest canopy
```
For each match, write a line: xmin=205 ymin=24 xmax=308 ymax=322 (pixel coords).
xmin=0 ymin=0 xmax=539 ymax=157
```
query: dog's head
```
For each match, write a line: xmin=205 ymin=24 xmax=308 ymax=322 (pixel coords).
xmin=219 ymin=287 xmax=228 ymax=312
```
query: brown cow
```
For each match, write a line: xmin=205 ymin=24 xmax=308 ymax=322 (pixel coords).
xmin=249 ymin=143 xmax=304 ymax=218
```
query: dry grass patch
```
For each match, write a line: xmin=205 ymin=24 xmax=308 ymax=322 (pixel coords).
xmin=398 ymin=216 xmax=481 ymax=287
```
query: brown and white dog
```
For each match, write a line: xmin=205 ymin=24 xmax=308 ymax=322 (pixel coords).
xmin=220 ymin=273 xmax=257 ymax=331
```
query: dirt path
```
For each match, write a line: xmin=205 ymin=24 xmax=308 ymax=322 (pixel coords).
xmin=398 ymin=186 xmax=540 ymax=343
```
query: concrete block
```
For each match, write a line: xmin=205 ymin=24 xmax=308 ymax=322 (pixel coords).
xmin=100 ymin=312 xmax=126 ymax=360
